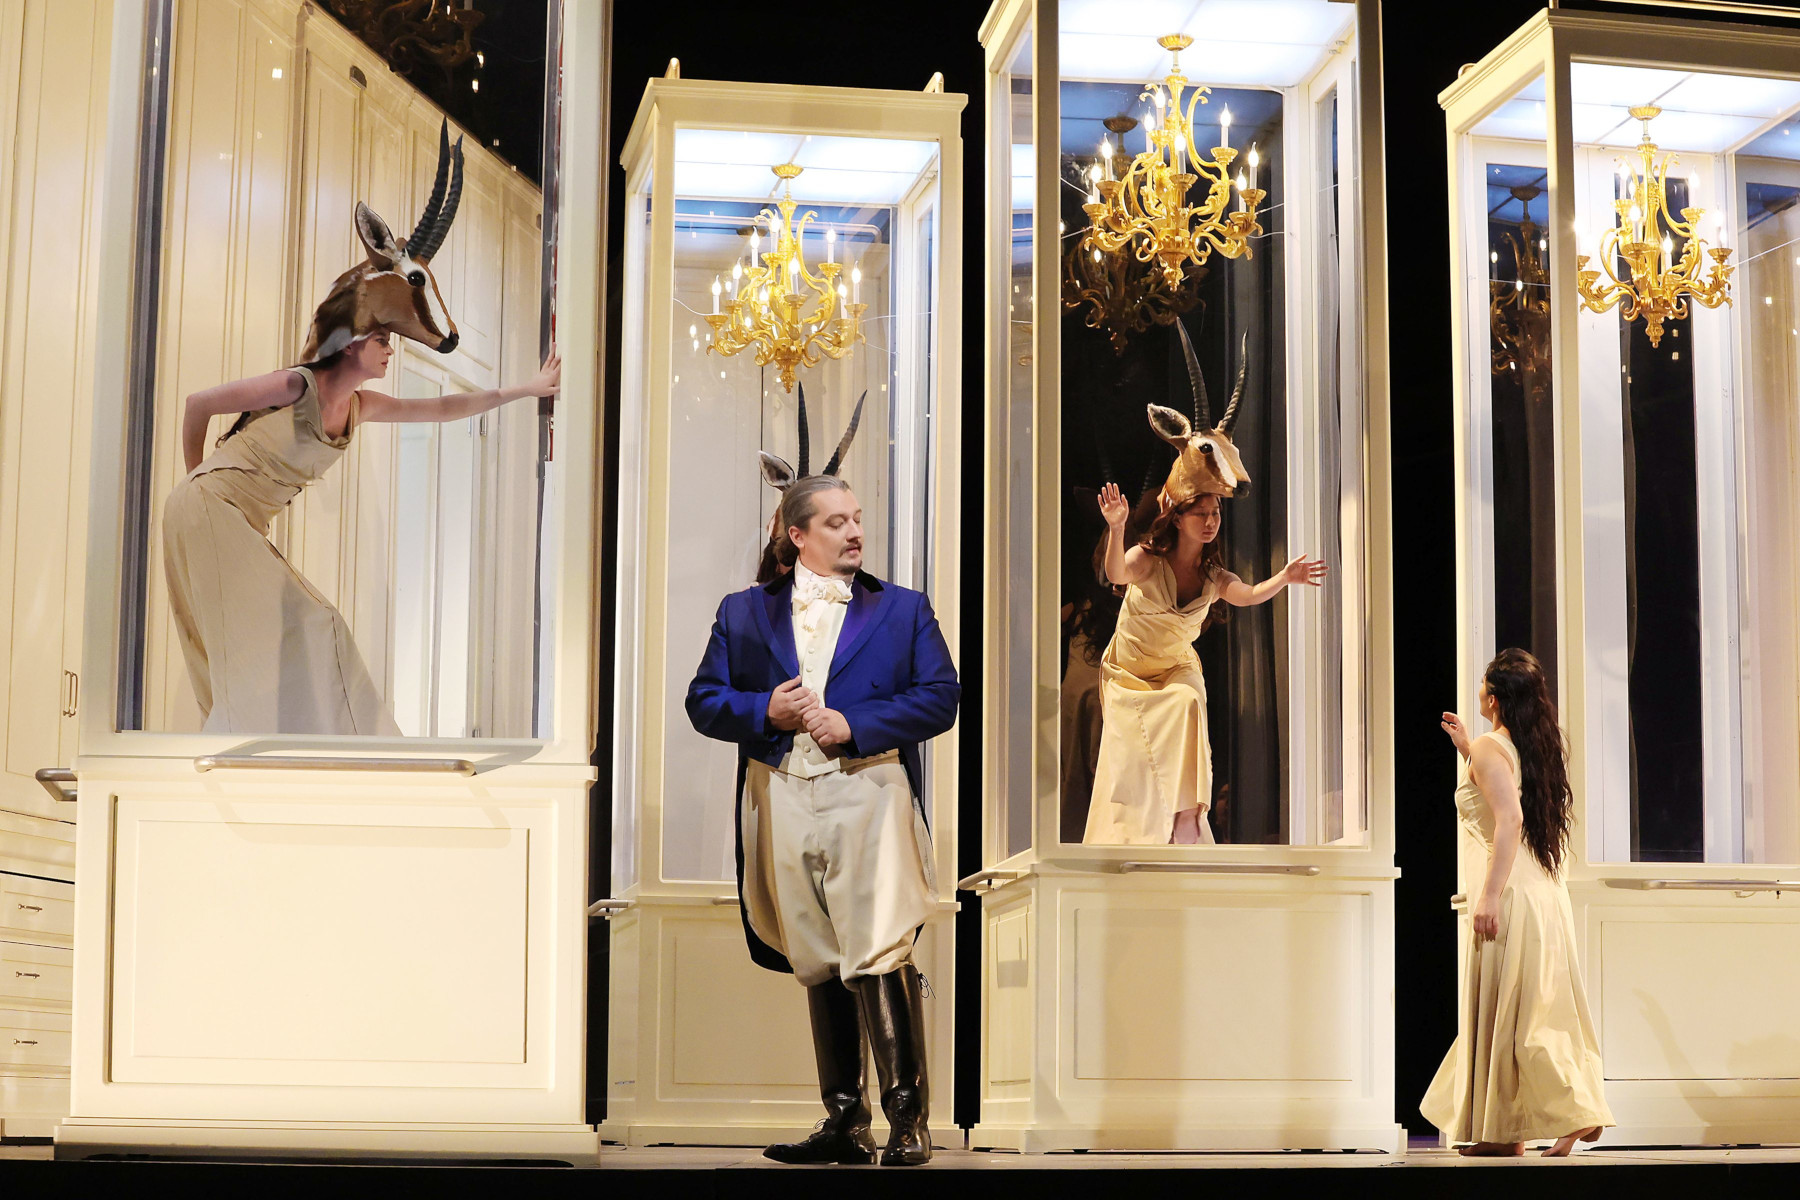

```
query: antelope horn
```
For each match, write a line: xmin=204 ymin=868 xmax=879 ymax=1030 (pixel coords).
xmin=1176 ymin=320 xmax=1212 ymax=430
xmin=1219 ymin=332 xmax=1248 ymax=434
xmin=822 ymin=390 xmax=867 ymax=477
xmin=409 ymin=120 xmax=453 ymax=257
xmin=796 ymin=383 xmax=811 ymax=479
xmin=414 ymin=132 xmax=465 ymax=263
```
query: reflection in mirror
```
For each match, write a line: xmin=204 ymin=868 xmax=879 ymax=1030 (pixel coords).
xmin=127 ymin=0 xmax=554 ymax=737
xmin=1486 ymin=164 xmax=1558 ymax=694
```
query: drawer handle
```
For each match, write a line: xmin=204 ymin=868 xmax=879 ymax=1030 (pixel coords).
xmin=15 ymin=971 xmax=40 ymax=979
xmin=14 ymin=1039 xmax=37 ymax=1046
xmin=16 ymin=904 xmax=43 ymax=913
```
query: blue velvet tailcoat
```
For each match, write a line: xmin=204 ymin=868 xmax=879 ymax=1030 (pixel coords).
xmin=684 ymin=569 xmax=960 ymax=973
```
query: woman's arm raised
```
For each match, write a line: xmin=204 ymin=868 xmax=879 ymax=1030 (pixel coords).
xmin=1098 ymin=483 xmax=1153 ymax=587
xmin=181 ymin=370 xmax=305 ymax=472
xmin=360 ymin=354 xmax=560 ymax=424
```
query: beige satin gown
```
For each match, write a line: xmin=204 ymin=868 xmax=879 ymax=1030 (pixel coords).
xmin=162 ymin=366 xmax=399 ymax=735
xmin=1083 ymin=557 xmax=1217 ymax=845
xmin=1421 ymin=731 xmax=1614 ymax=1144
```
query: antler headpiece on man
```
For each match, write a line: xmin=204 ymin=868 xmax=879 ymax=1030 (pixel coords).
xmin=299 ymin=119 xmax=466 ymax=362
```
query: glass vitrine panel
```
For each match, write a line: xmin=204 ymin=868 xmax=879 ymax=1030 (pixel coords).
xmin=1002 ymin=26 xmax=1036 ymax=861
xmin=1464 ymin=74 xmax=1558 ymax=692
xmin=654 ymin=129 xmax=943 ymax=883
xmin=1054 ymin=0 xmax=1363 ymax=846
xmin=1562 ymin=61 xmax=1800 ymax=863
xmin=120 ymin=0 xmax=556 ymax=740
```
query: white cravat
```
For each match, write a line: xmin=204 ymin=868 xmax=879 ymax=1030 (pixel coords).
xmin=781 ymin=562 xmax=853 ymax=777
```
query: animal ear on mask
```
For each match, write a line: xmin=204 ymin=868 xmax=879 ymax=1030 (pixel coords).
xmin=355 ymin=203 xmax=401 ymax=267
xmin=1146 ymin=403 xmax=1193 ymax=447
xmin=758 ymin=452 xmax=795 ymax=490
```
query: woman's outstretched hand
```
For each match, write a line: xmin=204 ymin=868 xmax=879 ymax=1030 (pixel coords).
xmin=1441 ymin=711 xmax=1472 ymax=760
xmin=1098 ymin=482 xmax=1131 ymax=529
xmin=527 ymin=353 xmax=562 ymax=399
xmin=1278 ymin=554 xmax=1328 ymax=588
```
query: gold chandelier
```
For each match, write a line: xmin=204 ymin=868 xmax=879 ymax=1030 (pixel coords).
xmin=1081 ymin=33 xmax=1264 ymax=293
xmin=1576 ymin=105 xmax=1734 ymax=347
xmin=706 ymin=163 xmax=865 ymax=393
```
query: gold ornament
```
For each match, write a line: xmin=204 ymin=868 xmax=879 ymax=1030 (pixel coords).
xmin=1576 ymin=106 xmax=1734 ymax=347
xmin=705 ymin=164 xmax=866 ymax=393
xmin=1079 ymin=34 xmax=1264 ymax=294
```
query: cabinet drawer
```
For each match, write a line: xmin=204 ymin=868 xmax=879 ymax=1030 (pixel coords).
xmin=0 ymin=1007 xmax=71 ymax=1072
xmin=0 ymin=873 xmax=73 ymax=945
xmin=0 ymin=941 xmax=71 ymax=1007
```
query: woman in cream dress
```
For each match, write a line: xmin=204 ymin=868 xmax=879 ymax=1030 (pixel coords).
xmin=1422 ymin=648 xmax=1613 ymax=1156
xmin=163 ymin=331 xmax=559 ymax=734
xmin=1082 ymin=486 xmax=1325 ymax=844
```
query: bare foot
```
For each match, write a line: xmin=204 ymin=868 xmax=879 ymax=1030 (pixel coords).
xmin=1542 ymin=1127 xmax=1602 ymax=1157
xmin=1459 ymin=1141 xmax=1525 ymax=1156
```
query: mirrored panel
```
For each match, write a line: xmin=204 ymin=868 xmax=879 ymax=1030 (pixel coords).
xmin=1056 ymin=0 xmax=1366 ymax=845
xmin=652 ymin=127 xmax=945 ymax=884
xmin=123 ymin=0 xmax=556 ymax=737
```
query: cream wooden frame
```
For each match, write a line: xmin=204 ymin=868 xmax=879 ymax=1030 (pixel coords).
xmin=979 ymin=0 xmax=1396 ymax=879
xmin=1442 ymin=6 xmax=1800 ymax=1146
xmin=81 ymin=2 xmax=600 ymax=771
xmin=972 ymin=0 xmax=1399 ymax=1153
xmin=602 ymin=76 xmax=966 ymax=1147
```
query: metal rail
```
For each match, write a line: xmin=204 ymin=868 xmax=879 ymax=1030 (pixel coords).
xmin=34 ymin=768 xmax=76 ymax=804
xmin=1118 ymin=862 xmax=1322 ymax=876
xmin=193 ymin=755 xmax=476 ymax=775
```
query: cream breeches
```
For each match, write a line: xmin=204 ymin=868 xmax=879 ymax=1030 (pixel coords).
xmin=741 ymin=754 xmax=936 ymax=988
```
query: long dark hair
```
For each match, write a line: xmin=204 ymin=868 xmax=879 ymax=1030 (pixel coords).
xmin=1485 ymin=647 xmax=1573 ymax=875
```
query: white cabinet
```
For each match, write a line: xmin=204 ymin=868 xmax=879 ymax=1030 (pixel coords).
xmin=605 ymin=74 xmax=966 ymax=1146
xmin=52 ymin=0 xmax=608 ymax=1162
xmin=1442 ymin=7 xmax=1800 ymax=1145
xmin=972 ymin=0 xmax=1399 ymax=1151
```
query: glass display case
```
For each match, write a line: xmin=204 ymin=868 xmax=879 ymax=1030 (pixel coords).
xmin=1442 ymin=3 xmax=1800 ymax=1147
xmin=604 ymin=70 xmax=965 ymax=1147
xmin=63 ymin=0 xmax=603 ymax=1162
xmin=974 ymin=0 xmax=1396 ymax=1152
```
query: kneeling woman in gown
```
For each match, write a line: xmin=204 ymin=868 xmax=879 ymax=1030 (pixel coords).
xmin=1081 ymin=480 xmax=1325 ymax=845
xmin=1422 ymin=648 xmax=1614 ymax=1155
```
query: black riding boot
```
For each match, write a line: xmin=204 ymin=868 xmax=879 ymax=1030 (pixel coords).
xmin=850 ymin=964 xmax=931 ymax=1166
xmin=763 ymin=979 xmax=876 ymax=1165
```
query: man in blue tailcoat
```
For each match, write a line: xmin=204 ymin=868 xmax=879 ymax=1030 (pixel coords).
xmin=686 ymin=473 xmax=958 ymax=1167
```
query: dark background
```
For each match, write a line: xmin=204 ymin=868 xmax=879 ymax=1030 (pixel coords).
xmin=585 ymin=0 xmax=1788 ymax=1138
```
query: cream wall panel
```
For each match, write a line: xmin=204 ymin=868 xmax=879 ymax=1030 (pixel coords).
xmin=452 ymin=160 xmax=503 ymax=370
xmin=985 ymin=896 xmax=1032 ymax=1088
xmin=1069 ymin=898 xmax=1365 ymax=1085
xmin=1595 ymin=909 xmax=1800 ymax=1081
xmin=665 ymin=920 xmax=815 ymax=1088
xmin=483 ymin=197 xmax=543 ymax=738
xmin=0 ymin=0 xmax=112 ymax=797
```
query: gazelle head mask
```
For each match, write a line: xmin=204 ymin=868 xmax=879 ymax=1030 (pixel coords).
xmin=299 ymin=120 xmax=465 ymax=363
xmin=753 ymin=385 xmax=868 ymax=580
xmin=1147 ymin=321 xmax=1252 ymax=507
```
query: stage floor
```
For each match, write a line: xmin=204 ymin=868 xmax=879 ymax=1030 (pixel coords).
xmin=6 ymin=1136 xmax=1800 ymax=1195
